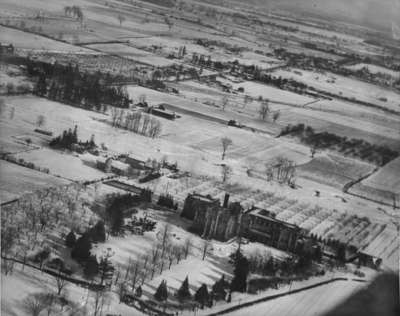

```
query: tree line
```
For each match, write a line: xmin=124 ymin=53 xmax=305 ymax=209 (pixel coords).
xmin=280 ymin=123 xmax=399 ymax=166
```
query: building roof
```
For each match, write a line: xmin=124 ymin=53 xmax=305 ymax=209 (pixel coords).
xmin=190 ymin=193 xmax=220 ymax=204
xmin=247 ymin=207 xmax=300 ymax=230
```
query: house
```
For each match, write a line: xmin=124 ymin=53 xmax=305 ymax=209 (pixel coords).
xmin=0 ymin=43 xmax=15 ymax=56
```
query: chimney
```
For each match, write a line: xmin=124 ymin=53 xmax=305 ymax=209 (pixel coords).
xmin=223 ymin=193 xmax=230 ymax=208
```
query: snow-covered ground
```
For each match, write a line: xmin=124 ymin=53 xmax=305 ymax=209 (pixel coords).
xmin=0 ymin=25 xmax=97 ymax=54
xmin=0 ymin=160 xmax=70 ymax=203
xmin=273 ymin=68 xmax=400 ymax=112
xmin=14 ymin=149 xmax=107 ymax=182
xmin=228 ymin=279 xmax=367 ymax=316
xmin=344 ymin=63 xmax=400 ymax=78
xmin=1 ymin=263 xmax=145 ymax=316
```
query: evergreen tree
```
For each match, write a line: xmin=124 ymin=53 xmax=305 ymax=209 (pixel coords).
xmin=177 ymin=276 xmax=191 ymax=301
xmin=211 ymin=275 xmax=228 ymax=301
xmin=84 ymin=255 xmax=99 ymax=279
xmin=72 ymin=125 xmax=78 ymax=144
xmin=65 ymin=230 xmax=76 ymax=248
xmin=110 ymin=207 xmax=124 ymax=236
xmin=194 ymin=284 xmax=209 ymax=308
xmin=154 ymin=280 xmax=168 ymax=302
xmin=265 ymin=257 xmax=275 ymax=275
xmin=89 ymin=220 xmax=106 ymax=243
xmin=71 ymin=233 xmax=92 ymax=261
xmin=135 ymin=285 xmax=142 ymax=298
xmin=230 ymin=252 xmax=249 ymax=293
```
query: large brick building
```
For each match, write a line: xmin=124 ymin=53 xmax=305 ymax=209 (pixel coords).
xmin=182 ymin=193 xmax=244 ymax=241
xmin=242 ymin=207 xmax=303 ymax=252
xmin=181 ymin=193 xmax=305 ymax=252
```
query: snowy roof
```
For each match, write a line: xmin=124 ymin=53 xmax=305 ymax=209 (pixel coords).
xmin=248 ymin=207 xmax=300 ymax=230
xmin=191 ymin=193 xmax=220 ymax=204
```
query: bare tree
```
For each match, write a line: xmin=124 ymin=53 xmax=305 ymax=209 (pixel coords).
xmin=110 ymin=107 xmax=120 ymax=127
xmin=117 ymin=281 xmax=127 ymax=302
xmin=163 ymin=243 xmax=177 ymax=270
xmin=9 ymin=107 xmax=15 ymax=120
xmin=150 ymin=245 xmax=160 ymax=280
xmin=117 ymin=14 xmax=126 ymax=26
xmin=310 ymin=144 xmax=318 ymax=158
xmin=221 ymin=164 xmax=232 ymax=183
xmin=201 ymin=239 xmax=212 ymax=261
xmin=138 ymin=94 xmax=146 ymax=104
xmin=173 ymin=245 xmax=184 ymax=264
xmin=184 ymin=237 xmax=192 ymax=259
xmin=221 ymin=137 xmax=233 ymax=160
xmin=221 ymin=95 xmax=229 ymax=111
xmin=159 ymin=224 xmax=171 ymax=262
xmin=22 ymin=293 xmax=51 ymax=316
xmin=272 ymin=110 xmax=280 ymax=123
xmin=266 ymin=156 xmax=296 ymax=185
xmin=165 ymin=16 xmax=174 ymax=30
xmin=0 ymin=98 xmax=5 ymax=116
xmin=148 ymin=118 xmax=162 ymax=138
xmin=92 ymin=289 xmax=105 ymax=316
xmin=130 ymin=259 xmax=142 ymax=290
xmin=36 ymin=114 xmax=46 ymax=127
xmin=53 ymin=268 xmax=68 ymax=295
xmin=259 ymin=100 xmax=270 ymax=121
xmin=243 ymin=95 xmax=252 ymax=108
xmin=141 ymin=113 xmax=151 ymax=135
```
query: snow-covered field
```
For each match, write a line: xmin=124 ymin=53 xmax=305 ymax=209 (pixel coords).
xmin=0 ymin=25 xmax=96 ymax=54
xmin=231 ymin=81 xmax=313 ymax=106
xmin=14 ymin=149 xmax=107 ymax=182
xmin=297 ymin=153 xmax=376 ymax=189
xmin=349 ymin=157 xmax=400 ymax=205
xmin=273 ymin=68 xmax=400 ymax=112
xmin=0 ymin=160 xmax=70 ymax=203
xmin=344 ymin=63 xmax=400 ymax=78
xmin=228 ymin=280 xmax=366 ymax=316
xmin=1 ymin=263 xmax=145 ymax=316
xmin=85 ymin=43 xmax=175 ymax=67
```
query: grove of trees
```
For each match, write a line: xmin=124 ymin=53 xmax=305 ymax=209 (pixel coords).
xmin=27 ymin=59 xmax=131 ymax=111
xmin=110 ymin=108 xmax=162 ymax=138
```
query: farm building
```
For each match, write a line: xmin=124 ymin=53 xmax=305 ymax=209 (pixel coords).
xmin=96 ymin=157 xmax=131 ymax=175
xmin=149 ymin=104 xmax=177 ymax=120
xmin=103 ymin=180 xmax=144 ymax=195
xmin=125 ymin=156 xmax=153 ymax=171
xmin=0 ymin=43 xmax=14 ymax=55
xmin=242 ymin=207 xmax=304 ymax=252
